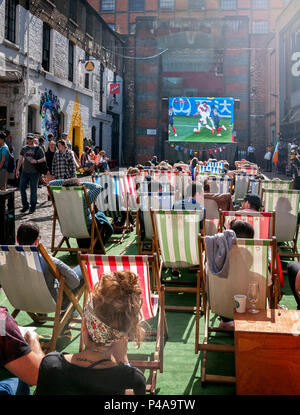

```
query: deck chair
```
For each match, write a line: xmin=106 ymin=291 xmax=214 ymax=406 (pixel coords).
xmin=262 ymin=179 xmax=293 ymax=191
xmin=94 ymin=174 xmax=132 ymax=243
xmin=78 ymin=253 xmax=167 ymax=394
xmin=48 ymin=185 xmax=105 ymax=256
xmin=0 ymin=244 xmax=84 ymax=352
xmin=150 ymin=209 xmax=204 ymax=337
xmin=204 ymin=197 xmax=220 ymax=236
xmin=196 ymin=236 xmax=277 ymax=385
xmin=233 ymin=173 xmax=256 ymax=206
xmin=205 ymin=176 xmax=233 ymax=194
xmin=262 ymin=189 xmax=300 ymax=260
xmin=136 ymin=192 xmax=175 ymax=257
xmin=248 ymin=178 xmax=262 ymax=198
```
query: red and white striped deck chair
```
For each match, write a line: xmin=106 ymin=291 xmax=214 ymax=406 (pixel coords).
xmin=120 ymin=174 xmax=139 ymax=212
xmin=78 ymin=253 xmax=167 ymax=394
xmin=220 ymin=210 xmax=282 ymax=305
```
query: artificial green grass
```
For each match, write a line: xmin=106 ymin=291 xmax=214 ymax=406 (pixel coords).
xmin=0 ymin=230 xmax=297 ymax=395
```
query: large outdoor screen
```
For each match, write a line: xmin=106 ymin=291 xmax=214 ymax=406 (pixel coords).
xmin=168 ymin=97 xmax=234 ymax=143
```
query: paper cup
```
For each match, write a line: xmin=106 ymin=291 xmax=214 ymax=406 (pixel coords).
xmin=234 ymin=294 xmax=247 ymax=313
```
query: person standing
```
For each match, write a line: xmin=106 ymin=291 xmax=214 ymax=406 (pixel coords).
xmin=264 ymin=144 xmax=273 ymax=172
xmin=45 ymin=140 xmax=57 ymax=175
xmin=16 ymin=135 xmax=46 ymax=213
xmin=51 ymin=139 xmax=76 ymax=180
xmin=0 ymin=132 xmax=9 ymax=191
xmin=247 ymin=143 xmax=255 ymax=163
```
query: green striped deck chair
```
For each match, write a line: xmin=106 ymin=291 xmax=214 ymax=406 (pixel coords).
xmin=262 ymin=179 xmax=293 ymax=191
xmin=196 ymin=236 xmax=277 ymax=385
xmin=150 ymin=209 xmax=204 ymax=315
xmin=48 ymin=185 xmax=105 ymax=256
xmin=262 ymin=189 xmax=300 ymax=259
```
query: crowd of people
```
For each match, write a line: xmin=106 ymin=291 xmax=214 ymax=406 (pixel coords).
xmin=1 ymin=145 xmax=300 ymax=396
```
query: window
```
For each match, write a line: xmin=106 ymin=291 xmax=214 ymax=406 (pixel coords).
xmin=69 ymin=0 xmax=77 ymax=22
xmin=252 ymin=0 xmax=268 ymax=8
xmin=160 ymin=0 xmax=174 ymax=9
xmin=129 ymin=24 xmax=136 ymax=34
xmin=189 ymin=0 xmax=206 ymax=9
xmin=221 ymin=0 xmax=237 ymax=9
xmin=252 ymin=21 xmax=269 ymax=34
xmin=86 ymin=10 xmax=93 ymax=36
xmin=28 ymin=106 xmax=36 ymax=134
xmin=129 ymin=0 xmax=145 ymax=11
xmin=5 ymin=0 xmax=18 ymax=44
xmin=99 ymin=64 xmax=104 ymax=112
xmin=85 ymin=52 xmax=90 ymax=89
xmin=68 ymin=41 xmax=74 ymax=82
xmin=99 ymin=122 xmax=103 ymax=148
xmin=91 ymin=126 xmax=96 ymax=145
xmin=101 ymin=0 xmax=115 ymax=11
xmin=42 ymin=23 xmax=51 ymax=72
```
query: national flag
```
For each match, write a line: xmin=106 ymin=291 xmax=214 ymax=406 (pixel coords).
xmin=272 ymin=140 xmax=279 ymax=167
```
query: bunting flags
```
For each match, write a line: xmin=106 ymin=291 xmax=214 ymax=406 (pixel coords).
xmin=167 ymin=141 xmax=229 ymax=157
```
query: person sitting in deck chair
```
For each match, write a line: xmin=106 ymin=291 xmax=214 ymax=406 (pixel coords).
xmin=49 ymin=177 xmax=113 ymax=250
xmin=237 ymin=193 xmax=261 ymax=213
xmin=16 ymin=222 xmax=83 ymax=313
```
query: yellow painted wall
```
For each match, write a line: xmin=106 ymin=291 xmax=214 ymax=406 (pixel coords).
xmin=67 ymin=93 xmax=84 ymax=157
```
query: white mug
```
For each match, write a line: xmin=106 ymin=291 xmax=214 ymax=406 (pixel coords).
xmin=234 ymin=294 xmax=247 ymax=313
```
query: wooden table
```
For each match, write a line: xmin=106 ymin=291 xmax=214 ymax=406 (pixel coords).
xmin=234 ymin=309 xmax=300 ymax=395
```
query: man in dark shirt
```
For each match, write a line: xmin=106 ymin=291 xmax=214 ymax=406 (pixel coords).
xmin=0 ymin=306 xmax=44 ymax=394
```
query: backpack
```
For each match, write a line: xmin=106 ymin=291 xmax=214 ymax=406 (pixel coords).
xmin=7 ymin=151 xmax=15 ymax=173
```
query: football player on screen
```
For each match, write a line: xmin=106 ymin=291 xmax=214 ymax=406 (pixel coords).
xmin=169 ymin=106 xmax=177 ymax=137
xmin=193 ymin=101 xmax=215 ymax=134
xmin=211 ymin=104 xmax=227 ymax=136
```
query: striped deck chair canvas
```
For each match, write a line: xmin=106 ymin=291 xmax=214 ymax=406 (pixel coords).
xmin=196 ymin=237 xmax=277 ymax=385
xmin=78 ymin=254 xmax=167 ymax=394
xmin=262 ymin=189 xmax=300 ymax=258
xmin=48 ymin=185 xmax=105 ymax=256
xmin=262 ymin=180 xmax=293 ymax=191
xmin=95 ymin=174 xmax=126 ymax=214
xmin=205 ymin=177 xmax=232 ymax=194
xmin=136 ymin=192 xmax=175 ymax=255
xmin=151 ymin=209 xmax=204 ymax=315
xmin=248 ymin=179 xmax=262 ymax=198
xmin=220 ymin=211 xmax=275 ymax=239
xmin=0 ymin=244 xmax=83 ymax=352
xmin=233 ymin=173 xmax=256 ymax=204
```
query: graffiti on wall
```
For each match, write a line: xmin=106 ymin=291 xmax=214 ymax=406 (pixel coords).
xmin=40 ymin=89 xmax=61 ymax=141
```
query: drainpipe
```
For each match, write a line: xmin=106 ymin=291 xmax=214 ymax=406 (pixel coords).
xmin=25 ymin=4 xmax=30 ymax=138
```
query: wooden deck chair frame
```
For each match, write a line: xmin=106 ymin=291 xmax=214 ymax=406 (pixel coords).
xmin=196 ymin=236 xmax=277 ymax=385
xmin=261 ymin=188 xmax=300 ymax=260
xmin=0 ymin=243 xmax=84 ymax=352
xmin=93 ymin=174 xmax=133 ymax=244
xmin=78 ymin=252 xmax=167 ymax=394
xmin=47 ymin=185 xmax=105 ymax=256
xmin=150 ymin=209 xmax=204 ymax=319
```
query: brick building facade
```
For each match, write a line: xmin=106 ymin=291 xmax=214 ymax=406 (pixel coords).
xmin=0 ymin=0 xmax=124 ymax=163
xmin=89 ymin=0 xmax=290 ymax=166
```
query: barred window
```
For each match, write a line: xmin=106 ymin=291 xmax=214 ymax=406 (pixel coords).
xmin=42 ymin=23 xmax=51 ymax=72
xmin=189 ymin=0 xmax=206 ymax=9
xmin=99 ymin=64 xmax=104 ymax=112
xmin=221 ymin=0 xmax=237 ymax=9
xmin=160 ymin=0 xmax=174 ymax=9
xmin=252 ymin=0 xmax=268 ymax=8
xmin=129 ymin=0 xmax=145 ymax=11
xmin=68 ymin=41 xmax=74 ymax=82
xmin=69 ymin=0 xmax=77 ymax=22
xmin=5 ymin=0 xmax=18 ymax=44
xmin=101 ymin=0 xmax=115 ymax=11
xmin=252 ymin=21 xmax=269 ymax=34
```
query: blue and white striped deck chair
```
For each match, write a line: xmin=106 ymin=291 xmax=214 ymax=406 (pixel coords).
xmin=233 ymin=173 xmax=256 ymax=206
xmin=205 ymin=176 xmax=232 ymax=194
xmin=95 ymin=174 xmax=132 ymax=243
xmin=137 ymin=192 xmax=175 ymax=255
xmin=207 ymin=162 xmax=224 ymax=172
xmin=0 ymin=244 xmax=84 ymax=352
xmin=262 ymin=189 xmax=300 ymax=259
xmin=248 ymin=178 xmax=262 ymax=198
xmin=196 ymin=236 xmax=277 ymax=385
xmin=48 ymin=185 xmax=105 ymax=256
xmin=150 ymin=209 xmax=204 ymax=315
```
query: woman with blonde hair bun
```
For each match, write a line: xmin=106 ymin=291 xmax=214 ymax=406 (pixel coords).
xmin=35 ymin=271 xmax=146 ymax=395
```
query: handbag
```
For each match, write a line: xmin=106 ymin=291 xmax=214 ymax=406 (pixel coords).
xmin=34 ymin=147 xmax=48 ymax=175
